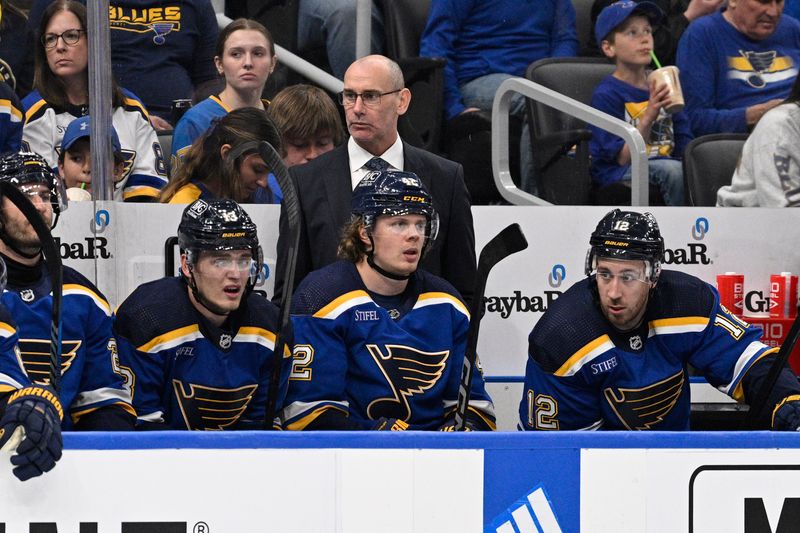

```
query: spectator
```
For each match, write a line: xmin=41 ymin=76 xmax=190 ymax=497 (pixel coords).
xmin=718 ymin=71 xmax=800 ymax=206
xmin=518 ymin=209 xmax=800 ymax=431
xmin=0 ymin=79 xmax=22 ymax=155
xmin=676 ymin=0 xmax=800 ymax=136
xmin=273 ymin=55 xmax=476 ymax=307
xmin=28 ymin=0 xmax=219 ymax=128
xmin=590 ymin=0 xmax=690 ymax=206
xmin=160 ymin=107 xmax=282 ymax=204
xmin=0 ymin=0 xmax=35 ymax=98
xmin=419 ymin=0 xmax=578 ymax=192
xmin=22 ymin=1 xmax=167 ymax=202
xmin=115 ymin=199 xmax=290 ymax=430
xmin=0 ymin=151 xmax=135 ymax=431
xmin=57 ymin=115 xmax=127 ymax=199
xmin=171 ymin=18 xmax=275 ymax=162
xmin=282 ymin=170 xmax=495 ymax=431
xmin=589 ymin=0 xmax=725 ymax=66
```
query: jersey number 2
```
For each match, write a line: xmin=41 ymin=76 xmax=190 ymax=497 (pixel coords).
xmin=526 ymin=389 xmax=559 ymax=430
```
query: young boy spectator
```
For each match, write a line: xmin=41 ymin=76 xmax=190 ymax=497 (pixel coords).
xmin=57 ymin=115 xmax=126 ymax=200
xmin=590 ymin=0 xmax=691 ymax=206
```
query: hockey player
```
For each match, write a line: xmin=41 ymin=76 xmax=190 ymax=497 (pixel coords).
xmin=519 ymin=209 xmax=800 ymax=431
xmin=0 ymin=258 xmax=64 ymax=481
xmin=0 ymin=151 xmax=135 ymax=430
xmin=114 ymin=199 xmax=289 ymax=430
xmin=282 ymin=169 xmax=495 ymax=431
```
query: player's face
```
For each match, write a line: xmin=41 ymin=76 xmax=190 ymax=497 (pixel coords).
xmin=59 ymin=139 xmax=91 ymax=189
xmin=602 ymin=16 xmax=653 ymax=67
xmin=216 ymin=29 xmax=274 ymax=92
xmin=1 ymin=183 xmax=54 ymax=255
xmin=368 ymin=214 xmax=426 ymax=277
xmin=236 ymin=153 xmax=269 ymax=200
xmin=283 ymin=134 xmax=335 ymax=167
xmin=342 ymin=58 xmax=410 ymax=156
xmin=595 ymin=258 xmax=652 ymax=331
xmin=728 ymin=0 xmax=783 ymax=40
xmin=186 ymin=249 xmax=254 ymax=316
xmin=44 ymin=11 xmax=88 ymax=81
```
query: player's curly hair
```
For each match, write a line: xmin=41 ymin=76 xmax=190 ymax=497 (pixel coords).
xmin=160 ymin=107 xmax=281 ymax=203
xmin=337 ymin=216 xmax=371 ymax=263
xmin=33 ymin=1 xmax=126 ymax=110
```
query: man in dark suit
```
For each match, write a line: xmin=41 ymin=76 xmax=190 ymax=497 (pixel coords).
xmin=274 ymin=54 xmax=476 ymax=305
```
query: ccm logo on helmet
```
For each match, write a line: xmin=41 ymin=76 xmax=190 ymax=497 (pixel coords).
xmin=221 ymin=232 xmax=246 ymax=238
xmin=603 ymin=240 xmax=629 ymax=247
xmin=402 ymin=195 xmax=426 ymax=203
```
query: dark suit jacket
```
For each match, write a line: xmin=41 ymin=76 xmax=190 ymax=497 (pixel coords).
xmin=273 ymin=142 xmax=477 ymax=306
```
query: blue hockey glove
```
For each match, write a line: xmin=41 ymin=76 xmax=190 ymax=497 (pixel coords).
xmin=372 ymin=418 xmax=410 ymax=431
xmin=772 ymin=395 xmax=800 ymax=431
xmin=0 ymin=386 xmax=63 ymax=481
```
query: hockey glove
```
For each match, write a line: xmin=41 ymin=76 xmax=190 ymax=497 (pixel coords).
xmin=772 ymin=395 xmax=800 ymax=431
xmin=372 ymin=418 xmax=410 ymax=431
xmin=439 ymin=421 xmax=474 ymax=432
xmin=0 ymin=386 xmax=63 ymax=481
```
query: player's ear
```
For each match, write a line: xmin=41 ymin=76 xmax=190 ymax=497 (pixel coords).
xmin=358 ymin=225 xmax=371 ymax=247
xmin=179 ymin=253 xmax=192 ymax=278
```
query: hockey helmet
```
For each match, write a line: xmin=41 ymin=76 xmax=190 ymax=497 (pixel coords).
xmin=585 ymin=209 xmax=664 ymax=282
xmin=178 ymin=199 xmax=262 ymax=276
xmin=351 ymin=169 xmax=439 ymax=254
xmin=0 ymin=151 xmax=68 ymax=225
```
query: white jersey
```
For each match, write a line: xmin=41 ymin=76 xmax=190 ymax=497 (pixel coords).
xmin=21 ymin=88 xmax=168 ymax=201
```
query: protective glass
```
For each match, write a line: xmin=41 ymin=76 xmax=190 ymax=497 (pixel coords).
xmin=338 ymin=89 xmax=402 ymax=108
xmin=41 ymin=29 xmax=86 ymax=49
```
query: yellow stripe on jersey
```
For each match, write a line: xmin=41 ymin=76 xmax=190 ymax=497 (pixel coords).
xmin=414 ymin=292 xmax=470 ymax=319
xmin=234 ymin=326 xmax=290 ymax=357
xmin=554 ymin=335 xmax=615 ymax=377
xmin=122 ymin=185 xmax=162 ymax=201
xmin=138 ymin=324 xmax=202 ymax=353
xmin=0 ymin=99 xmax=22 ymax=122
xmin=122 ymin=96 xmax=150 ymax=119
xmin=731 ymin=345 xmax=778 ymax=402
xmin=649 ymin=316 xmax=709 ymax=335
xmin=0 ymin=321 xmax=16 ymax=338
xmin=285 ymin=404 xmax=349 ymax=430
xmin=71 ymin=401 xmax=137 ymax=425
xmin=63 ymin=284 xmax=112 ymax=316
xmin=209 ymin=95 xmax=232 ymax=113
xmin=313 ymin=290 xmax=372 ymax=319
xmin=728 ymin=55 xmax=794 ymax=72
xmin=23 ymin=98 xmax=47 ymax=124
xmin=168 ymin=183 xmax=203 ymax=204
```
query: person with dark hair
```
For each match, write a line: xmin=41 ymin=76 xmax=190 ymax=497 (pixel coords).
xmin=282 ymin=169 xmax=495 ymax=431
xmin=718 ymin=71 xmax=800 ymax=206
xmin=0 ymin=79 xmax=22 ymax=155
xmin=0 ymin=0 xmax=35 ymax=98
xmin=676 ymin=0 xmax=800 ymax=136
xmin=114 ymin=198 xmax=289 ymax=430
xmin=274 ymin=55 xmax=476 ymax=307
xmin=21 ymin=0 xmax=167 ymax=202
xmin=171 ymin=18 xmax=276 ymax=161
xmin=519 ymin=209 xmax=800 ymax=431
xmin=27 ymin=0 xmax=219 ymax=128
xmin=160 ymin=107 xmax=282 ymax=204
xmin=0 ymin=151 xmax=135 ymax=432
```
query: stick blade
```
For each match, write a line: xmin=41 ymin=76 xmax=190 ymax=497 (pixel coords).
xmin=478 ymin=223 xmax=528 ymax=274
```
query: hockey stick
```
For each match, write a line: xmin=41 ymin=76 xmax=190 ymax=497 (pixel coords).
xmin=743 ymin=307 xmax=800 ymax=429
xmin=0 ymin=183 xmax=63 ymax=393
xmin=258 ymin=141 xmax=300 ymax=429
xmin=453 ymin=223 xmax=528 ymax=430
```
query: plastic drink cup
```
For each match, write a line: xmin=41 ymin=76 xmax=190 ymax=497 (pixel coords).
xmin=649 ymin=66 xmax=684 ymax=114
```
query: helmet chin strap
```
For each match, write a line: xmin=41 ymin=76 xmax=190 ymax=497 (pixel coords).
xmin=186 ymin=266 xmax=234 ymax=318
xmin=365 ymin=235 xmax=411 ymax=281
xmin=0 ymin=232 xmax=42 ymax=260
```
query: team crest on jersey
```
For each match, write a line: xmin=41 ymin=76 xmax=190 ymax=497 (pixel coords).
xmin=365 ymin=344 xmax=449 ymax=421
xmin=603 ymin=370 xmax=684 ymax=430
xmin=18 ymin=339 xmax=81 ymax=384
xmin=173 ymin=380 xmax=257 ymax=430
xmin=19 ymin=289 xmax=35 ymax=303
xmin=728 ymin=50 xmax=798 ymax=89
xmin=109 ymin=7 xmax=182 ymax=44
xmin=629 ymin=335 xmax=643 ymax=350
xmin=219 ymin=334 xmax=232 ymax=350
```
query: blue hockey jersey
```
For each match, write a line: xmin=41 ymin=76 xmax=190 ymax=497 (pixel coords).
xmin=283 ymin=261 xmax=496 ymax=431
xmin=114 ymin=277 xmax=290 ymax=430
xmin=2 ymin=264 xmax=134 ymax=429
xmin=0 ymin=305 xmax=31 ymax=397
xmin=518 ymin=270 xmax=789 ymax=431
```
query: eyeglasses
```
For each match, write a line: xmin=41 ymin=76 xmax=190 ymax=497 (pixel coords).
xmin=338 ymin=88 xmax=402 ymax=108
xmin=595 ymin=270 xmax=649 ymax=286
xmin=41 ymin=29 xmax=86 ymax=50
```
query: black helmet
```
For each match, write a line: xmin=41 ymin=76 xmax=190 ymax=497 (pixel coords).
xmin=585 ymin=209 xmax=664 ymax=281
xmin=351 ymin=169 xmax=439 ymax=255
xmin=178 ymin=199 xmax=259 ymax=255
xmin=0 ymin=151 xmax=67 ymax=226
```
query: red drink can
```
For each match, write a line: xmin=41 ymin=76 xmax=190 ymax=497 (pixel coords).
xmin=717 ymin=272 xmax=744 ymax=315
xmin=770 ymin=272 xmax=798 ymax=318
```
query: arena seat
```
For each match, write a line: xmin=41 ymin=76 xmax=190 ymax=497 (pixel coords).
xmin=157 ymin=130 xmax=174 ymax=180
xmin=682 ymin=133 xmax=748 ymax=206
